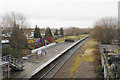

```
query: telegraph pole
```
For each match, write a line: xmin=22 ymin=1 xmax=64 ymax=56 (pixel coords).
xmin=118 ymin=1 xmax=120 ymax=47
xmin=118 ymin=2 xmax=120 ymax=58
xmin=7 ymin=63 xmax=10 ymax=78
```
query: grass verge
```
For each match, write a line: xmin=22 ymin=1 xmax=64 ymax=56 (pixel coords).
xmin=69 ymin=38 xmax=98 ymax=78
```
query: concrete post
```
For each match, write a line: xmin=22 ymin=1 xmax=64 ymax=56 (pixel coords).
xmin=0 ymin=57 xmax=3 ymax=80
xmin=7 ymin=64 xmax=10 ymax=78
xmin=0 ymin=25 xmax=3 ymax=79
xmin=36 ymin=50 xmax=39 ymax=59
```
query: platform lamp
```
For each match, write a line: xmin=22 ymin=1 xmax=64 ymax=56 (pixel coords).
xmin=118 ymin=2 xmax=120 ymax=47
xmin=45 ymin=39 xmax=46 ymax=47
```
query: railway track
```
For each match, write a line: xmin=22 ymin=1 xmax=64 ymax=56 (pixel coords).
xmin=30 ymin=37 xmax=89 ymax=80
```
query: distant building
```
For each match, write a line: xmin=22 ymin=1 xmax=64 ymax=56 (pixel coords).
xmin=24 ymin=28 xmax=46 ymax=38
xmin=2 ymin=28 xmax=58 ymax=41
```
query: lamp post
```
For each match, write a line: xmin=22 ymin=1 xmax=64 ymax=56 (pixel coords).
xmin=44 ymin=39 xmax=47 ymax=55
xmin=7 ymin=63 xmax=10 ymax=78
xmin=45 ymin=39 xmax=46 ymax=47
xmin=118 ymin=2 xmax=120 ymax=58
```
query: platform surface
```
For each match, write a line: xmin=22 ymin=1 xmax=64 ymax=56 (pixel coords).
xmin=10 ymin=41 xmax=76 ymax=78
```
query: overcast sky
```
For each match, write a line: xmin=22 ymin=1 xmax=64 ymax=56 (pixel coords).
xmin=0 ymin=0 xmax=119 ymax=28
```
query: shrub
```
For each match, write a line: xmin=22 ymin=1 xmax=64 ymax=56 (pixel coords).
xmin=96 ymin=65 xmax=104 ymax=78
xmin=27 ymin=42 xmax=44 ymax=50
xmin=28 ymin=46 xmax=34 ymax=50
xmin=2 ymin=44 xmax=20 ymax=58
xmin=45 ymin=37 xmax=54 ymax=43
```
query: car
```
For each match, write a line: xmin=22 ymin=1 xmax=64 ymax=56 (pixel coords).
xmin=64 ymin=39 xmax=74 ymax=42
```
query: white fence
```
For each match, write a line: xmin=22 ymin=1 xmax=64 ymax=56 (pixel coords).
xmin=31 ymin=43 xmax=56 ymax=54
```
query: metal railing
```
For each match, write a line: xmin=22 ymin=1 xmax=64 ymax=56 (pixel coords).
xmin=0 ymin=55 xmax=22 ymax=69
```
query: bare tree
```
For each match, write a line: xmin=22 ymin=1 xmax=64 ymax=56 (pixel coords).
xmin=1 ymin=12 xmax=28 ymax=57
xmin=1 ymin=12 xmax=28 ymax=34
xmin=91 ymin=17 xmax=118 ymax=44
xmin=65 ymin=27 xmax=90 ymax=36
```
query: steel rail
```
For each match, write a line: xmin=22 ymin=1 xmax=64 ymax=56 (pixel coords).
xmin=38 ymin=37 xmax=89 ymax=80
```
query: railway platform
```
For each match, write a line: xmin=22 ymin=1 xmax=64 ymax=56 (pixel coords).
xmin=10 ymin=41 xmax=75 ymax=78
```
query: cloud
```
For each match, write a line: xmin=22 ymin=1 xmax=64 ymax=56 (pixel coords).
xmin=0 ymin=0 xmax=119 ymax=28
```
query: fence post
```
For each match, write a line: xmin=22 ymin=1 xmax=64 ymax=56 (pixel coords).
xmin=7 ymin=64 xmax=10 ymax=78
